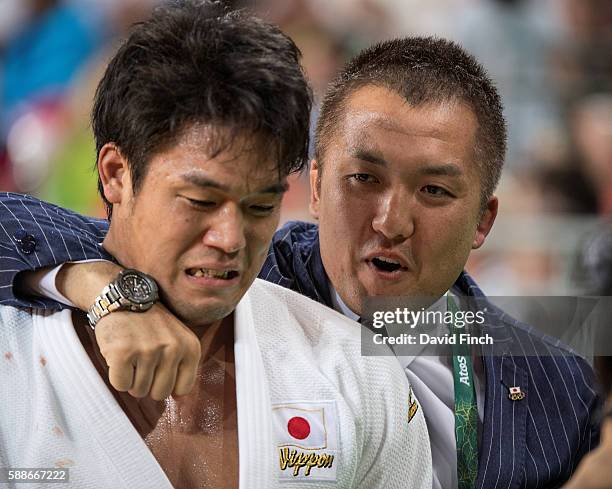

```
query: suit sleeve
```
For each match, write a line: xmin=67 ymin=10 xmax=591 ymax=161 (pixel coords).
xmin=0 ymin=192 xmax=111 ymax=309
xmin=571 ymin=357 xmax=602 ymax=473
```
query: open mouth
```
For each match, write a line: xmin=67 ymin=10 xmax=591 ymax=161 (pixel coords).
xmin=369 ymin=257 xmax=405 ymax=273
xmin=186 ymin=268 xmax=240 ymax=280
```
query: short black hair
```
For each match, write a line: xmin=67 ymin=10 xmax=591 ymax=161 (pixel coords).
xmin=315 ymin=36 xmax=507 ymax=209
xmin=93 ymin=0 xmax=312 ymax=217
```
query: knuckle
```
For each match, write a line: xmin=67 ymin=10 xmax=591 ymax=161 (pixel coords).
xmin=163 ymin=343 xmax=180 ymax=358
xmin=187 ymin=341 xmax=201 ymax=358
xmin=151 ymin=388 xmax=170 ymax=401
xmin=110 ymin=377 xmax=131 ymax=392
xmin=139 ymin=346 xmax=158 ymax=359
xmin=104 ymin=348 xmax=134 ymax=364
xmin=128 ymin=388 xmax=147 ymax=398
xmin=187 ymin=334 xmax=200 ymax=348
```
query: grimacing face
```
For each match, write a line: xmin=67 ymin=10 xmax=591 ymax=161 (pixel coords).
xmin=101 ymin=125 xmax=286 ymax=330
xmin=311 ymin=85 xmax=498 ymax=316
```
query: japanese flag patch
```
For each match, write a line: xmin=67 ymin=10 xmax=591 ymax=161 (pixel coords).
xmin=272 ymin=400 xmax=338 ymax=482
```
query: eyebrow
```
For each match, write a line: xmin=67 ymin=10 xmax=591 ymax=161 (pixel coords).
xmin=350 ymin=148 xmax=463 ymax=177
xmin=181 ymin=172 xmax=288 ymax=195
xmin=351 ymin=148 xmax=388 ymax=167
xmin=418 ymin=164 xmax=463 ymax=177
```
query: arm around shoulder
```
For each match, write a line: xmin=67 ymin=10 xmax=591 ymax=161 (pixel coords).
xmin=0 ymin=192 xmax=110 ymax=308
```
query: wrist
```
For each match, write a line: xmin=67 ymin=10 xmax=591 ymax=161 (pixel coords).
xmin=86 ymin=268 xmax=159 ymax=329
xmin=56 ymin=261 xmax=123 ymax=310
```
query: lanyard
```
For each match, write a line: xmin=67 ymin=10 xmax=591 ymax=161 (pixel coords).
xmin=448 ymin=295 xmax=479 ymax=489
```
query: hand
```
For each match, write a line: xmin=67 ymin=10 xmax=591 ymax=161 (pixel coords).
xmin=49 ymin=261 xmax=201 ymax=400
xmin=563 ymin=417 xmax=612 ymax=489
xmin=94 ymin=302 xmax=201 ymax=400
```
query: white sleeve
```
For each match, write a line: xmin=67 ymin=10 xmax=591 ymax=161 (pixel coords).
xmin=31 ymin=260 xmax=109 ymax=308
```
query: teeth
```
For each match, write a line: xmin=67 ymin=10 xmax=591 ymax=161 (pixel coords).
xmin=190 ymin=268 xmax=232 ymax=279
xmin=375 ymin=256 xmax=400 ymax=265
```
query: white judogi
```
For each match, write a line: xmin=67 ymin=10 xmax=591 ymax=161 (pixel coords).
xmin=0 ymin=279 xmax=432 ymax=489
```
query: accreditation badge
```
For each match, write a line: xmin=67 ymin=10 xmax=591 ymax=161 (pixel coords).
xmin=272 ymin=400 xmax=339 ymax=482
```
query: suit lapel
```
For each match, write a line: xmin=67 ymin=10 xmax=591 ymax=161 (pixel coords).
xmin=455 ymin=272 xmax=528 ymax=489
xmin=477 ymin=354 xmax=528 ymax=489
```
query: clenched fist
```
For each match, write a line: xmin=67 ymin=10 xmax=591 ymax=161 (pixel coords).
xmin=95 ymin=302 xmax=201 ymax=400
xmin=22 ymin=260 xmax=202 ymax=400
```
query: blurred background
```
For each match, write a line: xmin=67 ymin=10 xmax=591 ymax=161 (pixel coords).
xmin=0 ymin=0 xmax=610 ymax=295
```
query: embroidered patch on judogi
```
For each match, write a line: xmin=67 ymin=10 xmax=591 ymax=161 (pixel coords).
xmin=272 ymin=400 xmax=338 ymax=482
xmin=408 ymin=386 xmax=419 ymax=423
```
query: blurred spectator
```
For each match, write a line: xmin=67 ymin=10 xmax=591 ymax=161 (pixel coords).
xmin=0 ymin=0 xmax=609 ymax=291
xmin=564 ymin=222 xmax=612 ymax=489
xmin=574 ymin=221 xmax=612 ymax=297
xmin=0 ymin=0 xmax=106 ymax=196
xmin=453 ymin=0 xmax=564 ymax=168
xmin=529 ymin=162 xmax=598 ymax=215
xmin=0 ymin=0 xmax=105 ymax=134
xmin=569 ymin=93 xmax=612 ymax=214
xmin=0 ymin=0 xmax=159 ymax=213
xmin=553 ymin=0 xmax=612 ymax=97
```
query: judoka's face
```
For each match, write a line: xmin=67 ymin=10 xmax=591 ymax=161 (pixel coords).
xmin=310 ymin=86 xmax=497 ymax=315
xmin=103 ymin=125 xmax=286 ymax=329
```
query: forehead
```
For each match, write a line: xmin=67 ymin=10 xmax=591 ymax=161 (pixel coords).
xmin=334 ymin=85 xmax=479 ymax=170
xmin=145 ymin=124 xmax=283 ymax=192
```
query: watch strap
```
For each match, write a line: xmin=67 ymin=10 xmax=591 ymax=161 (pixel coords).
xmin=87 ymin=283 xmax=124 ymax=328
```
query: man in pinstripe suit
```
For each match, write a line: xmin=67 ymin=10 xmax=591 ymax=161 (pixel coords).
xmin=0 ymin=37 xmax=600 ymax=488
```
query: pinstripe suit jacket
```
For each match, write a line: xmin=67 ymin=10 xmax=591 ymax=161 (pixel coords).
xmin=0 ymin=193 xmax=601 ymax=489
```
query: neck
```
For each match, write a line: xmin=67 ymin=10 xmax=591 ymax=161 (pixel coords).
xmin=101 ymin=226 xmax=134 ymax=270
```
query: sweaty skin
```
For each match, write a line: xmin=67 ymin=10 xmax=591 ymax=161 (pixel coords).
xmin=74 ymin=312 xmax=238 ymax=489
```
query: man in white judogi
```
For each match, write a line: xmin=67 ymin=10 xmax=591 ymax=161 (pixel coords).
xmin=0 ymin=279 xmax=431 ymax=489
xmin=0 ymin=2 xmax=431 ymax=488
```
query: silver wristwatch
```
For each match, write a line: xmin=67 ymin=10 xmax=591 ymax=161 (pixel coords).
xmin=87 ymin=269 xmax=159 ymax=329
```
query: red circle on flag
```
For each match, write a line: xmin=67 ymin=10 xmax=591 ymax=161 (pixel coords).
xmin=287 ymin=416 xmax=310 ymax=440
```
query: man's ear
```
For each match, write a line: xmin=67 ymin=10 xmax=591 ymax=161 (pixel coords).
xmin=473 ymin=196 xmax=498 ymax=249
xmin=309 ymin=159 xmax=321 ymax=220
xmin=97 ymin=143 xmax=130 ymax=205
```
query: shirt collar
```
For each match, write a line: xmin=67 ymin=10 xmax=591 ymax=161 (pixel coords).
xmin=329 ymin=283 xmax=360 ymax=322
xmin=329 ymin=280 xmax=452 ymax=367
xmin=328 ymin=280 xmax=451 ymax=323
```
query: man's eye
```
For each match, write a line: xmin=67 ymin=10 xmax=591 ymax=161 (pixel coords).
xmin=186 ymin=198 xmax=216 ymax=209
xmin=422 ymin=185 xmax=451 ymax=197
xmin=249 ymin=204 xmax=276 ymax=216
xmin=349 ymin=173 xmax=377 ymax=183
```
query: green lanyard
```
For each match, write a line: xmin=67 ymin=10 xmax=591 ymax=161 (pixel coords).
xmin=448 ymin=295 xmax=479 ymax=489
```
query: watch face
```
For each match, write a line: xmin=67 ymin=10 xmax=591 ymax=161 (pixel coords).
xmin=118 ymin=271 xmax=158 ymax=304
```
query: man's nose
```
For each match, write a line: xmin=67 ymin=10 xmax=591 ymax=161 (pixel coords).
xmin=201 ymin=203 xmax=246 ymax=255
xmin=371 ymin=191 xmax=415 ymax=243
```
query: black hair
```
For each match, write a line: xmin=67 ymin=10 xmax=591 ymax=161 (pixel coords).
xmin=93 ymin=0 xmax=312 ymax=217
xmin=315 ymin=36 xmax=507 ymax=209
